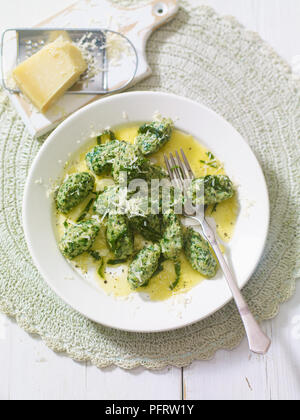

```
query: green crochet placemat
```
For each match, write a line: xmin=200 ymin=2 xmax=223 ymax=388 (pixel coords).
xmin=0 ymin=0 xmax=299 ymax=369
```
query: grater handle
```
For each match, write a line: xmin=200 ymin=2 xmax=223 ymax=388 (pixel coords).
xmin=1 ymin=29 xmax=20 ymax=94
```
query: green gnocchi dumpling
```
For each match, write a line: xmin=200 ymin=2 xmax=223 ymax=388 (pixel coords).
xmin=59 ymin=219 xmax=100 ymax=259
xmin=136 ymin=118 xmax=174 ymax=155
xmin=128 ymin=243 xmax=161 ymax=289
xmin=56 ymin=172 xmax=95 ymax=214
xmin=112 ymin=142 xmax=147 ymax=185
xmin=189 ymin=175 xmax=234 ymax=206
xmin=106 ymin=214 xmax=134 ymax=259
xmin=93 ymin=186 xmax=122 ymax=216
xmin=160 ymin=210 xmax=183 ymax=260
xmin=184 ymin=228 xmax=217 ymax=278
xmin=86 ymin=140 xmax=121 ymax=176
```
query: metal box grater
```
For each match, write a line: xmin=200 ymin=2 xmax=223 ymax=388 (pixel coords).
xmin=1 ymin=28 xmax=138 ymax=95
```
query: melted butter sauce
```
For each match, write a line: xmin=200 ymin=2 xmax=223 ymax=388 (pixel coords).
xmin=55 ymin=124 xmax=239 ymax=301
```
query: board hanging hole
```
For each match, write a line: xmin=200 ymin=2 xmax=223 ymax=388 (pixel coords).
xmin=154 ymin=2 xmax=168 ymax=16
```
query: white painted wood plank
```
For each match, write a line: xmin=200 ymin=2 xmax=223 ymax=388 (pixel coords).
xmin=85 ymin=365 xmax=182 ymax=400
xmin=184 ymin=287 xmax=300 ymax=401
xmin=199 ymin=0 xmax=300 ymax=62
xmin=253 ymin=0 xmax=300 ymax=62
xmin=0 ymin=314 xmax=11 ymax=400
xmin=0 ymin=0 xmax=75 ymax=35
xmin=4 ymin=0 xmax=300 ymax=65
xmin=183 ymin=339 xmax=270 ymax=400
xmin=263 ymin=286 xmax=300 ymax=400
xmin=0 ymin=314 xmax=181 ymax=400
xmin=6 ymin=318 xmax=88 ymax=400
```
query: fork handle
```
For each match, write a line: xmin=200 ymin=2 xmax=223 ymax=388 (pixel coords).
xmin=198 ymin=218 xmax=271 ymax=355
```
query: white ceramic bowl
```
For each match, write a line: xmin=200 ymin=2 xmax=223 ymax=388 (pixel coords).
xmin=23 ymin=92 xmax=269 ymax=332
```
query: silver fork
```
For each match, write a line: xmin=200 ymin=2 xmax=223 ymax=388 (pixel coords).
xmin=164 ymin=149 xmax=271 ymax=355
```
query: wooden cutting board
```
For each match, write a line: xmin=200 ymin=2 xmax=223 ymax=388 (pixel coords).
xmin=6 ymin=0 xmax=178 ymax=137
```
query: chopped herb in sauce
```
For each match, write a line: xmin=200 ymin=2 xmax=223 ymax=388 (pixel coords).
xmin=77 ymin=197 xmax=95 ymax=222
xmin=200 ymin=159 xmax=218 ymax=168
xmin=170 ymin=261 xmax=181 ymax=291
xmin=151 ymin=255 xmax=166 ymax=279
xmin=211 ymin=203 xmax=218 ymax=214
xmin=97 ymin=257 xmax=105 ymax=279
xmin=97 ymin=130 xmax=116 ymax=145
xmin=107 ymin=259 xmax=128 ymax=265
xmin=89 ymin=250 xmax=101 ymax=261
xmin=199 ymin=151 xmax=220 ymax=169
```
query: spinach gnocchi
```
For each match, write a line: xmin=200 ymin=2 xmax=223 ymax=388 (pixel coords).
xmin=106 ymin=214 xmax=134 ymax=259
xmin=184 ymin=227 xmax=218 ymax=278
xmin=86 ymin=140 xmax=121 ymax=176
xmin=136 ymin=118 xmax=174 ymax=155
xmin=189 ymin=175 xmax=234 ymax=206
xmin=59 ymin=219 xmax=100 ymax=259
xmin=128 ymin=243 xmax=161 ymax=289
xmin=56 ymin=172 xmax=95 ymax=214
xmin=160 ymin=210 xmax=183 ymax=260
xmin=55 ymin=117 xmax=237 ymax=297
xmin=93 ymin=185 xmax=123 ymax=216
xmin=112 ymin=141 xmax=147 ymax=185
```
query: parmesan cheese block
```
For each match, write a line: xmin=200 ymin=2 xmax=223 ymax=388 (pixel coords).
xmin=13 ymin=39 xmax=87 ymax=113
xmin=47 ymin=31 xmax=72 ymax=43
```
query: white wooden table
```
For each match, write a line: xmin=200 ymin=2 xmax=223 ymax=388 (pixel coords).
xmin=0 ymin=0 xmax=299 ymax=401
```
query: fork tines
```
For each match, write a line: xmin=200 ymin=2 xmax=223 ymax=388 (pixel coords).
xmin=164 ymin=149 xmax=195 ymax=187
